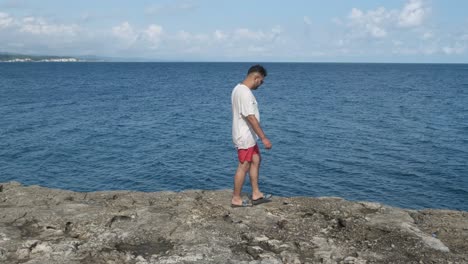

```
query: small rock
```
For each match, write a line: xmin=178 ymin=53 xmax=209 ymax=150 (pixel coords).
xmin=344 ymin=256 xmax=357 ymax=264
xmin=297 ymin=241 xmax=312 ymax=250
xmin=135 ymin=255 xmax=148 ymax=264
xmin=343 ymin=256 xmax=367 ymax=264
xmin=258 ymin=252 xmax=282 ymax=264
xmin=16 ymin=248 xmax=30 ymax=260
xmin=7 ymin=181 xmax=22 ymax=187
xmin=247 ymin=246 xmax=264 ymax=259
xmin=280 ymin=251 xmax=301 ymax=264
xmin=31 ymin=242 xmax=53 ymax=254
xmin=359 ymin=202 xmax=382 ymax=210
xmin=253 ymin=235 xmax=270 ymax=243
xmin=0 ymin=233 xmax=9 ymax=241
xmin=277 ymin=219 xmax=288 ymax=229
xmin=0 ymin=247 xmax=7 ymax=261
xmin=23 ymin=240 xmax=40 ymax=249
xmin=337 ymin=218 xmax=347 ymax=228
xmin=265 ymin=240 xmax=289 ymax=253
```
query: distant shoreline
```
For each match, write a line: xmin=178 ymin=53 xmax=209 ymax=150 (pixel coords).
xmin=1 ymin=60 xmax=467 ymax=64
xmin=0 ymin=58 xmax=82 ymax=63
xmin=2 ymin=53 xmax=468 ymax=64
xmin=0 ymin=53 xmax=82 ymax=63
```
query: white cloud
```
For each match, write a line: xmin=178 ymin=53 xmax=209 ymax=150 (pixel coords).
xmin=347 ymin=7 xmax=394 ymax=38
xmin=144 ymin=24 xmax=164 ymax=45
xmin=214 ymin=30 xmax=227 ymax=41
xmin=332 ymin=17 xmax=343 ymax=26
xmin=112 ymin=22 xmax=165 ymax=49
xmin=368 ymin=25 xmax=387 ymax=38
xmin=247 ymin=46 xmax=267 ymax=53
xmin=166 ymin=30 xmax=214 ymax=55
xmin=176 ymin=30 xmax=191 ymax=42
xmin=0 ymin=12 xmax=14 ymax=29
xmin=398 ymin=0 xmax=429 ymax=28
xmin=349 ymin=8 xmax=363 ymax=20
xmin=331 ymin=0 xmax=465 ymax=59
xmin=174 ymin=30 xmax=208 ymax=43
xmin=0 ymin=14 xmax=99 ymax=56
xmin=272 ymin=26 xmax=282 ymax=35
xmin=234 ymin=28 xmax=259 ymax=40
xmin=1 ymin=0 xmax=461 ymax=62
xmin=393 ymin=40 xmax=403 ymax=46
xmin=19 ymin=16 xmax=79 ymax=35
xmin=112 ymin=21 xmax=133 ymax=38
xmin=422 ymin=47 xmax=437 ymax=55
xmin=1 ymin=14 xmax=81 ymax=38
xmin=234 ymin=26 xmax=282 ymax=42
xmin=442 ymin=43 xmax=466 ymax=55
xmin=112 ymin=21 xmax=137 ymax=45
xmin=345 ymin=0 xmax=430 ymax=40
xmin=422 ymin=31 xmax=433 ymax=40
xmin=105 ymin=22 xmax=288 ymax=59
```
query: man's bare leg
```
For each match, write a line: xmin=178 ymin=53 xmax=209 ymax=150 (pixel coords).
xmin=232 ymin=161 xmax=251 ymax=206
xmin=249 ymin=153 xmax=264 ymax=200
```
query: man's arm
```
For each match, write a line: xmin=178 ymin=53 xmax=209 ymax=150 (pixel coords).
xmin=246 ymin=115 xmax=272 ymax=149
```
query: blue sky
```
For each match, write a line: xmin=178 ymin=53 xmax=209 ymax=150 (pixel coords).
xmin=0 ymin=0 xmax=467 ymax=62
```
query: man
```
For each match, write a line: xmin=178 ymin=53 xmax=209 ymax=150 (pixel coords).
xmin=231 ymin=64 xmax=272 ymax=207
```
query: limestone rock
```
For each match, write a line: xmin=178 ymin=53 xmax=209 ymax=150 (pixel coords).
xmin=1 ymin=181 xmax=467 ymax=263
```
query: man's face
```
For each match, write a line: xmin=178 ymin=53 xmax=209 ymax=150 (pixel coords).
xmin=252 ymin=74 xmax=265 ymax=90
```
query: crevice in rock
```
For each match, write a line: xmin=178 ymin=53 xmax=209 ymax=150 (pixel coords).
xmin=168 ymin=225 xmax=179 ymax=237
xmin=17 ymin=219 xmax=41 ymax=238
xmin=106 ymin=215 xmax=132 ymax=228
xmin=64 ymin=221 xmax=73 ymax=234
xmin=28 ymin=241 xmax=39 ymax=251
xmin=115 ymin=238 xmax=174 ymax=259
xmin=223 ymin=214 xmax=233 ymax=223
xmin=9 ymin=212 xmax=28 ymax=225
xmin=276 ymin=219 xmax=288 ymax=229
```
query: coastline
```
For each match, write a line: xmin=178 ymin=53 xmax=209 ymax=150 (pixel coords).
xmin=1 ymin=181 xmax=467 ymax=263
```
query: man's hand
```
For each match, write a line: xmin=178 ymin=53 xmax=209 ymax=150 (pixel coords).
xmin=246 ymin=115 xmax=272 ymax=150
xmin=262 ymin=137 xmax=272 ymax=149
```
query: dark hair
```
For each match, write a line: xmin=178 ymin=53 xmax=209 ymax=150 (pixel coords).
xmin=247 ymin=64 xmax=267 ymax=77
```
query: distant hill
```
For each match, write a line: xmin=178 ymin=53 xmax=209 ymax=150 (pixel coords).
xmin=0 ymin=52 xmax=167 ymax=62
xmin=0 ymin=52 xmax=82 ymax=62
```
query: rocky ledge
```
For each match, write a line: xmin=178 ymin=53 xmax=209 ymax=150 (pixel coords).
xmin=0 ymin=182 xmax=467 ymax=264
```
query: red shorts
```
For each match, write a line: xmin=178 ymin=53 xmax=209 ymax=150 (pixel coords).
xmin=237 ymin=144 xmax=260 ymax=163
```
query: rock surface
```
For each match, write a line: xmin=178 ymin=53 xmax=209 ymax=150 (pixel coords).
xmin=0 ymin=181 xmax=467 ymax=264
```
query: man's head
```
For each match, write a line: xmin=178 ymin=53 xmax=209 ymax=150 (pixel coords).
xmin=244 ymin=64 xmax=267 ymax=90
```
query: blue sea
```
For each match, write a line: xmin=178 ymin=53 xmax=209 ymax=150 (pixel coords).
xmin=1 ymin=62 xmax=467 ymax=211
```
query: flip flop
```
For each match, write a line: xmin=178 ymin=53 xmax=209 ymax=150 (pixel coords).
xmin=231 ymin=200 xmax=252 ymax=208
xmin=251 ymin=194 xmax=272 ymax=205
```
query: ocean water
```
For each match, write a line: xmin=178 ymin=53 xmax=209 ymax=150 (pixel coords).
xmin=0 ymin=62 xmax=467 ymax=211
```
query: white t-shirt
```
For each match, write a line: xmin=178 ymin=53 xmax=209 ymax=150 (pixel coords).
xmin=231 ymin=83 xmax=260 ymax=149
